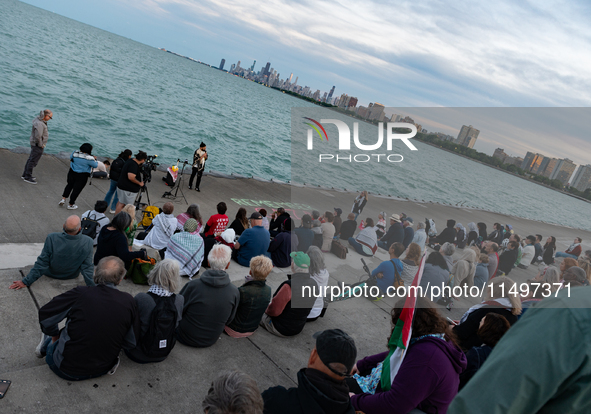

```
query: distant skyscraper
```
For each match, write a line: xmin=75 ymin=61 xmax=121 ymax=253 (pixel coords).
xmin=368 ymin=103 xmax=385 ymax=121
xmin=251 ymin=60 xmax=256 ymax=71
xmin=263 ymin=62 xmax=271 ymax=77
xmin=549 ymin=158 xmax=576 ymax=185
xmin=219 ymin=58 xmax=225 ymax=70
xmin=327 ymin=86 xmax=335 ymax=103
xmin=236 ymin=61 xmax=241 ymax=71
xmin=571 ymin=164 xmax=591 ymax=192
xmin=456 ymin=125 xmax=480 ymax=149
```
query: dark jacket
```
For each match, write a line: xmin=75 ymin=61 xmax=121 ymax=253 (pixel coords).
xmin=39 ymin=284 xmax=138 ymax=377
xmin=109 ymin=156 xmax=126 ymax=182
xmin=488 ymin=229 xmax=504 ymax=245
xmin=268 ymin=274 xmax=317 ymax=336
xmin=380 ymin=222 xmax=404 ymax=248
xmin=351 ymin=337 xmax=467 ymax=414
xmin=268 ymin=231 xmax=292 ymax=268
xmin=459 ymin=345 xmax=493 ymax=390
xmin=402 ymin=226 xmax=414 ymax=248
xmin=433 ymin=220 xmax=457 ymax=245
xmin=498 ymin=248 xmax=518 ymax=274
xmin=94 ymin=226 xmax=145 ymax=269
xmin=453 ymin=306 xmax=518 ymax=350
xmin=227 ymin=280 xmax=272 ymax=334
xmin=270 ymin=212 xmax=290 ymax=233
xmin=333 ymin=216 xmax=343 ymax=235
xmin=456 ymin=229 xmax=466 ymax=249
xmin=263 ymin=368 xmax=355 ymax=414
xmin=177 ymin=269 xmax=239 ymax=347
xmin=229 ymin=219 xmax=248 ymax=236
xmin=295 ymin=227 xmax=314 ymax=253
xmin=339 ymin=220 xmax=357 ymax=241
xmin=543 ymin=244 xmax=555 ymax=265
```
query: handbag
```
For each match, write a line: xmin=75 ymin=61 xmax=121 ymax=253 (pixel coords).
xmin=391 ymin=259 xmax=404 ymax=288
xmin=331 ymin=240 xmax=348 ymax=259
xmin=125 ymin=256 xmax=157 ymax=285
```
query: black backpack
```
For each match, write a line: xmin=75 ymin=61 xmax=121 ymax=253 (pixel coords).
xmin=81 ymin=212 xmax=100 ymax=240
xmin=139 ymin=293 xmax=178 ymax=358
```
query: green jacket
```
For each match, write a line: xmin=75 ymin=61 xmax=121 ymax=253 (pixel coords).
xmin=22 ymin=232 xmax=95 ymax=287
xmin=449 ymin=286 xmax=591 ymax=414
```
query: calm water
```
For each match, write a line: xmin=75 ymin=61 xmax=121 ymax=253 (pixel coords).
xmin=2 ymin=0 xmax=590 ymax=230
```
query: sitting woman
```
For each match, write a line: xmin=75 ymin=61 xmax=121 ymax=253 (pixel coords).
xmin=559 ymin=257 xmax=579 ymax=281
xmin=349 ymin=297 xmax=466 ymax=414
xmin=466 ymin=222 xmax=479 ymax=246
xmin=473 ymin=254 xmax=490 ymax=289
xmin=94 ymin=212 xmax=147 ymax=269
xmin=452 ymin=248 xmax=478 ymax=287
xmin=121 ymin=204 xmax=138 ymax=250
xmin=229 ymin=207 xmax=250 ymax=236
xmin=348 ymin=218 xmax=378 ymax=257
xmin=453 ymin=276 xmax=521 ymax=350
xmin=375 ymin=212 xmax=387 ymax=239
xmin=459 ymin=313 xmax=511 ymax=389
xmin=400 ymin=243 xmax=421 ymax=286
xmin=165 ymin=219 xmax=204 ymax=279
xmin=542 ymin=236 xmax=556 ymax=265
xmin=306 ymin=246 xmax=330 ymax=322
xmin=455 ymin=223 xmax=467 ymax=249
xmin=176 ymin=203 xmax=203 ymax=235
xmin=124 ymin=259 xmax=184 ymax=364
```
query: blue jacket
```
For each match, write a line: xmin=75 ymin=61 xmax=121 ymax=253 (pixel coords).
xmin=70 ymin=150 xmax=98 ymax=173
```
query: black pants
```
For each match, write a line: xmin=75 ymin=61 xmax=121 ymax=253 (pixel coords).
xmin=62 ymin=169 xmax=89 ymax=204
xmin=23 ymin=145 xmax=44 ymax=179
xmin=189 ymin=167 xmax=203 ymax=189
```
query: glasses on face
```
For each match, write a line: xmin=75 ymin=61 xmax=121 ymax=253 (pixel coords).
xmin=47 ymin=115 xmax=53 ymax=119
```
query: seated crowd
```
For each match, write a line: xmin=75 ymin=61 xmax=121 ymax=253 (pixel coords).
xmin=9 ymin=192 xmax=591 ymax=414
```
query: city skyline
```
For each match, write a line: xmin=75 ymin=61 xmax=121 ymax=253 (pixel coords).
xmin=18 ymin=0 xmax=591 ymax=169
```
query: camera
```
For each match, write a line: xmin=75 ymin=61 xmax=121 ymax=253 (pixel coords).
xmin=141 ymin=154 xmax=159 ymax=183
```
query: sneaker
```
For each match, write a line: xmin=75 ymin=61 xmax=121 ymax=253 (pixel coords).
xmin=188 ymin=185 xmax=192 ymax=190
xmin=109 ymin=209 xmax=116 ymax=214
xmin=108 ymin=356 xmax=121 ymax=375
xmin=58 ymin=199 xmax=65 ymax=207
xmin=24 ymin=178 xmax=37 ymax=185
xmin=35 ymin=333 xmax=50 ymax=358
xmin=67 ymin=204 xmax=78 ymax=210
xmin=196 ymin=188 xmax=200 ymax=192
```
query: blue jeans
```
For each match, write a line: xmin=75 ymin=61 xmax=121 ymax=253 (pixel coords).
xmin=104 ymin=179 xmax=119 ymax=210
xmin=45 ymin=338 xmax=109 ymax=381
xmin=555 ymin=252 xmax=578 ymax=260
xmin=378 ymin=240 xmax=389 ymax=250
xmin=348 ymin=237 xmax=373 ymax=257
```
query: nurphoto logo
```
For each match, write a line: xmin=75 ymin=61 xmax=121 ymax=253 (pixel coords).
xmin=304 ymin=118 xmax=418 ymax=163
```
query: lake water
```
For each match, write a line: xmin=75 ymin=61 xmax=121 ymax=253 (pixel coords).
xmin=1 ymin=0 xmax=590 ymax=230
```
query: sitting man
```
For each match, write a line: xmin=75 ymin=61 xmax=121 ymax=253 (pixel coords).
xmin=36 ymin=256 xmax=137 ymax=380
xmin=202 ymin=202 xmax=229 ymax=238
xmin=225 ymin=255 xmax=273 ymax=338
xmin=176 ymin=244 xmax=239 ymax=347
xmin=339 ymin=213 xmax=357 ymax=241
xmin=518 ymin=235 xmax=536 ymax=269
xmin=233 ymin=211 xmax=270 ymax=267
xmin=81 ymin=200 xmax=110 ymax=246
xmin=165 ymin=218 xmax=204 ymax=279
xmin=556 ymin=237 xmax=583 ymax=260
xmin=262 ymin=329 xmax=357 ymax=414
xmin=269 ymin=207 xmax=291 ymax=237
xmin=268 ymin=219 xmax=294 ymax=268
xmin=259 ymin=252 xmax=317 ymax=337
xmin=378 ymin=214 xmax=404 ymax=250
xmin=203 ymin=371 xmax=264 ymax=413
xmin=10 ymin=215 xmax=95 ymax=289
xmin=143 ymin=202 xmax=178 ymax=252
xmin=482 ymin=241 xmax=499 ymax=279
xmin=294 ymin=214 xmax=314 ymax=253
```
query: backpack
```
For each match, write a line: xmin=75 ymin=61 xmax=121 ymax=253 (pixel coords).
xmin=139 ymin=292 xmax=178 ymax=359
xmin=141 ymin=206 xmax=160 ymax=228
xmin=81 ymin=212 xmax=100 ymax=240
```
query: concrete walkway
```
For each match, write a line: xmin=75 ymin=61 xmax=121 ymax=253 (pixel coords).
xmin=0 ymin=148 xmax=588 ymax=412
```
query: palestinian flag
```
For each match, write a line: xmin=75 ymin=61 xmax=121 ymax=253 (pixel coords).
xmin=380 ymin=254 xmax=426 ymax=391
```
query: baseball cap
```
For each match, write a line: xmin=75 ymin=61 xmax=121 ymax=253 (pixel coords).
xmin=403 ymin=217 xmax=414 ymax=224
xmin=313 ymin=329 xmax=357 ymax=377
xmin=249 ymin=212 xmax=263 ymax=220
xmin=334 ymin=207 xmax=343 ymax=215
xmin=290 ymin=251 xmax=310 ymax=269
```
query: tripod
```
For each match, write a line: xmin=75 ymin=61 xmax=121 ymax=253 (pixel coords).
xmin=135 ymin=184 xmax=152 ymax=210
xmin=162 ymin=160 xmax=188 ymax=204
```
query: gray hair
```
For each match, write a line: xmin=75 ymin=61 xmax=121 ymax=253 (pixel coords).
xmin=209 ymin=244 xmax=232 ymax=270
xmin=148 ymin=259 xmax=180 ymax=292
xmin=306 ymin=246 xmax=326 ymax=276
xmin=43 ymin=109 xmax=52 ymax=117
xmin=94 ymin=256 xmax=126 ymax=285
xmin=416 ymin=221 xmax=426 ymax=230
xmin=441 ymin=242 xmax=455 ymax=256
xmin=202 ymin=370 xmax=263 ymax=414
xmin=542 ymin=266 xmax=560 ymax=285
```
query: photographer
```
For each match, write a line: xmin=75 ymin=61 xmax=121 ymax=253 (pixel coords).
xmin=189 ymin=142 xmax=207 ymax=192
xmin=115 ymin=151 xmax=147 ymax=214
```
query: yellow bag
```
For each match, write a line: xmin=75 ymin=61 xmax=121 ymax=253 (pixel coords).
xmin=141 ymin=206 xmax=160 ymax=228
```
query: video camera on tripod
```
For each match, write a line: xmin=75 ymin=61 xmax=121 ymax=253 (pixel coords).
xmin=140 ymin=154 xmax=159 ymax=183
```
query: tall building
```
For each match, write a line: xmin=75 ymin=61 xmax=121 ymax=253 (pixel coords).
xmin=263 ymin=62 xmax=271 ymax=77
xmin=219 ymin=58 xmax=225 ymax=70
xmin=571 ymin=164 xmax=591 ymax=192
xmin=493 ymin=148 xmax=508 ymax=163
xmin=521 ymin=152 xmax=546 ymax=173
xmin=456 ymin=125 xmax=480 ymax=149
xmin=347 ymin=97 xmax=358 ymax=109
xmin=327 ymin=86 xmax=335 ymax=103
xmin=549 ymin=158 xmax=576 ymax=185
xmin=368 ymin=103 xmax=385 ymax=121
xmin=250 ymin=60 xmax=256 ymax=71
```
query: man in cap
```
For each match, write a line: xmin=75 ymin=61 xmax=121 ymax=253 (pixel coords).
xmin=262 ymin=328 xmax=357 ymax=413
xmin=189 ymin=142 xmax=207 ymax=191
xmin=402 ymin=217 xmax=415 ymax=248
xmin=22 ymin=109 xmax=53 ymax=184
xmin=294 ymin=214 xmax=314 ymax=253
xmin=378 ymin=214 xmax=404 ymax=250
xmin=259 ymin=252 xmax=317 ymax=337
xmin=233 ymin=211 xmax=271 ymax=266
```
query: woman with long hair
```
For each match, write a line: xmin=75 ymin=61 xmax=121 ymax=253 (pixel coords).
xmin=559 ymin=257 xmax=579 ymax=280
xmin=94 ymin=212 xmax=147 ymax=269
xmin=400 ymin=243 xmax=422 ymax=286
xmin=349 ymin=297 xmax=466 ymax=414
xmin=542 ymin=236 xmax=556 ymax=265
xmin=121 ymin=204 xmax=137 ymax=249
xmin=229 ymin=207 xmax=250 ymax=236
xmin=176 ymin=203 xmax=203 ymax=234
xmin=453 ymin=276 xmax=522 ymax=350
xmin=306 ymin=246 xmax=330 ymax=321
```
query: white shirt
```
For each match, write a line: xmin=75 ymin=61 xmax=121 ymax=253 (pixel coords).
xmin=521 ymin=244 xmax=535 ymax=267
xmin=81 ymin=210 xmax=110 ymax=246
xmin=307 ymin=269 xmax=329 ymax=319
xmin=144 ymin=213 xmax=178 ymax=250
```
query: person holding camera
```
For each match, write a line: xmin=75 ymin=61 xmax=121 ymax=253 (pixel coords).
xmin=189 ymin=142 xmax=207 ymax=192
xmin=115 ymin=151 xmax=147 ymax=214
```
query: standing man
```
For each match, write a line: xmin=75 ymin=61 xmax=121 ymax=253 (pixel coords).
xmin=115 ymin=151 xmax=147 ymax=213
xmin=22 ymin=109 xmax=52 ymax=184
xmin=189 ymin=142 xmax=207 ymax=192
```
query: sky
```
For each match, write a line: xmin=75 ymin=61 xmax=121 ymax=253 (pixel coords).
xmin=19 ymin=0 xmax=591 ymax=168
